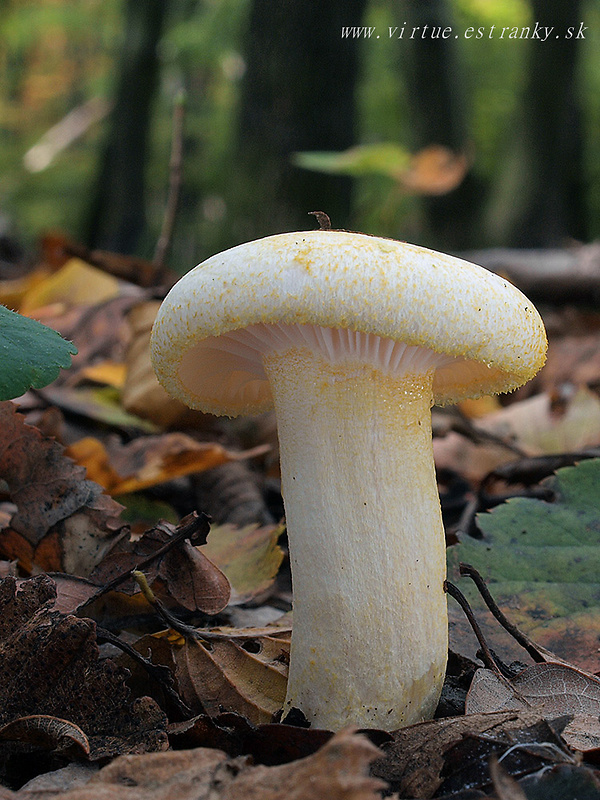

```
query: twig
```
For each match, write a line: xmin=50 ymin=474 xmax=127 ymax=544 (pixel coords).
xmin=445 ymin=580 xmax=502 ymax=675
xmin=308 ymin=211 xmax=332 ymax=231
xmin=458 ymin=563 xmax=561 ymax=664
xmin=132 ymin=571 xmax=291 ymax=645
xmin=154 ymin=89 xmax=186 ymax=273
xmin=96 ymin=624 xmax=192 ymax=717
xmin=79 ymin=511 xmax=210 ymax=609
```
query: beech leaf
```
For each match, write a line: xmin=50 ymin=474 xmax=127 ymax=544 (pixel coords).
xmin=203 ymin=523 xmax=285 ymax=605
xmin=466 ymin=662 xmax=600 ymax=752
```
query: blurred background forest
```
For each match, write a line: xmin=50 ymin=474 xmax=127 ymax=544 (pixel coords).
xmin=1 ymin=0 xmax=599 ymax=272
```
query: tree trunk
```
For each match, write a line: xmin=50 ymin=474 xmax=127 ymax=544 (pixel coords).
xmin=509 ymin=0 xmax=586 ymax=246
xmin=400 ymin=0 xmax=482 ymax=250
xmin=85 ymin=0 xmax=168 ymax=254
xmin=233 ymin=0 xmax=368 ymax=240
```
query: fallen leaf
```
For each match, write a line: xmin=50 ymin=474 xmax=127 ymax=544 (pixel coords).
xmin=147 ymin=625 xmax=290 ymax=725
xmin=0 ymin=715 xmax=90 ymax=758
xmin=518 ymin=763 xmax=600 ymax=800
xmin=0 ymin=402 xmax=125 ymax=575
xmin=466 ymin=662 xmax=600 ymax=752
xmin=448 ymin=458 xmax=600 ymax=672
xmin=0 ymin=265 xmax=52 ymax=310
xmin=121 ymin=301 xmax=199 ymax=427
xmin=78 ymin=360 xmax=127 ymax=389
xmin=171 ymin=713 xmax=333 ymax=765
xmin=489 ymin=757 xmax=528 ymax=800
xmin=0 ymin=574 xmax=167 ymax=782
xmin=14 ymin=728 xmax=384 ymax=800
xmin=434 ymin=387 xmax=600 ymax=483
xmin=66 ymin=433 xmax=266 ymax=495
xmin=371 ymin=711 xmax=571 ymax=799
xmin=90 ymin=514 xmax=231 ymax=615
xmin=41 ymin=386 xmax=158 ymax=434
xmin=203 ymin=523 xmax=285 ymax=605
xmin=19 ymin=258 xmax=120 ymax=315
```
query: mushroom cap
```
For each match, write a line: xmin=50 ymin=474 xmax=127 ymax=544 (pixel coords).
xmin=151 ymin=231 xmax=547 ymax=416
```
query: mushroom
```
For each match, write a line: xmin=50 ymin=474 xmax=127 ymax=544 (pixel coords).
xmin=150 ymin=230 xmax=547 ymax=731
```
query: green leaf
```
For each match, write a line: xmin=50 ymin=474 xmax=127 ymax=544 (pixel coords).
xmin=292 ymin=142 xmax=410 ymax=178
xmin=448 ymin=459 xmax=600 ymax=671
xmin=0 ymin=305 xmax=77 ymax=400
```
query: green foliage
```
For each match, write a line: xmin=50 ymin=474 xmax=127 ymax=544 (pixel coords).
xmin=448 ymin=459 xmax=600 ymax=659
xmin=0 ymin=306 xmax=77 ymax=400
xmin=293 ymin=143 xmax=411 ymax=179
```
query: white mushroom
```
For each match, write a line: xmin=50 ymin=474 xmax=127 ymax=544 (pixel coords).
xmin=150 ymin=230 xmax=547 ymax=731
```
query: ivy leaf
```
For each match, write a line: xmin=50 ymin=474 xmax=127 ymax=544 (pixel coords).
xmin=0 ymin=305 xmax=77 ymax=399
xmin=448 ymin=459 xmax=600 ymax=672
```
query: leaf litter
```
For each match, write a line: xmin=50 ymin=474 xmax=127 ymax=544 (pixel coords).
xmin=5 ymin=235 xmax=600 ymax=797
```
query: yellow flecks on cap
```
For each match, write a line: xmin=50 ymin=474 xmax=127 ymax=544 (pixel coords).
xmin=150 ymin=230 xmax=547 ymax=416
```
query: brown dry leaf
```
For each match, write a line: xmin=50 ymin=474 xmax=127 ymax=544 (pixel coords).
xmin=19 ymin=258 xmax=120 ymax=316
xmin=489 ymin=757 xmax=529 ymax=800
xmin=66 ymin=434 xmax=268 ymax=495
xmin=401 ymin=145 xmax=468 ymax=195
xmin=15 ymin=728 xmax=384 ymax=800
xmin=154 ymin=625 xmax=290 ymax=724
xmin=203 ymin=523 xmax=285 ymax=605
xmin=371 ymin=710 xmax=567 ymax=799
xmin=121 ymin=301 xmax=199 ymax=428
xmin=0 ymin=715 xmax=90 ymax=758
xmin=0 ymin=574 xmax=167 ymax=770
xmin=533 ymin=333 xmax=600 ymax=391
xmin=0 ymin=402 xmax=125 ymax=575
xmin=90 ymin=515 xmax=231 ymax=615
xmin=434 ymin=386 xmax=600 ymax=483
xmin=466 ymin=662 xmax=600 ymax=752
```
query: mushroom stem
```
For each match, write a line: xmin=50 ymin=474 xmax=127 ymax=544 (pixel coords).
xmin=263 ymin=347 xmax=448 ymax=731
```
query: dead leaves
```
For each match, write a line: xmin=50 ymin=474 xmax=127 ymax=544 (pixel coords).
xmin=10 ymin=729 xmax=384 ymax=800
xmin=90 ymin=513 xmax=231 ymax=615
xmin=372 ymin=710 xmax=575 ymax=798
xmin=0 ymin=402 xmax=125 ymax=575
xmin=66 ymin=433 xmax=267 ymax=496
xmin=166 ymin=626 xmax=290 ymax=724
xmin=0 ymin=574 xmax=167 ymax=784
xmin=466 ymin=662 xmax=600 ymax=753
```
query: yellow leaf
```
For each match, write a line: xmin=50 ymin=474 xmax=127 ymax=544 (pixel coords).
xmin=0 ymin=266 xmax=52 ymax=310
xmin=20 ymin=257 xmax=120 ymax=314
xmin=80 ymin=360 xmax=127 ymax=389
xmin=122 ymin=301 xmax=198 ymax=427
xmin=203 ymin=523 xmax=285 ymax=605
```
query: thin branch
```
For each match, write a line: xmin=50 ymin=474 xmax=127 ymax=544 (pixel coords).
xmin=154 ymin=89 xmax=187 ymax=273
xmin=96 ymin=624 xmax=192 ymax=717
xmin=458 ymin=563 xmax=562 ymax=664
xmin=78 ymin=512 xmax=210 ymax=609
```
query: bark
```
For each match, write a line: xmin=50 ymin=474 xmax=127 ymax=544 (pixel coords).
xmin=400 ymin=0 xmax=482 ymax=249
xmin=233 ymin=0 xmax=368 ymax=239
xmin=85 ymin=0 xmax=169 ymax=254
xmin=497 ymin=0 xmax=586 ymax=247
